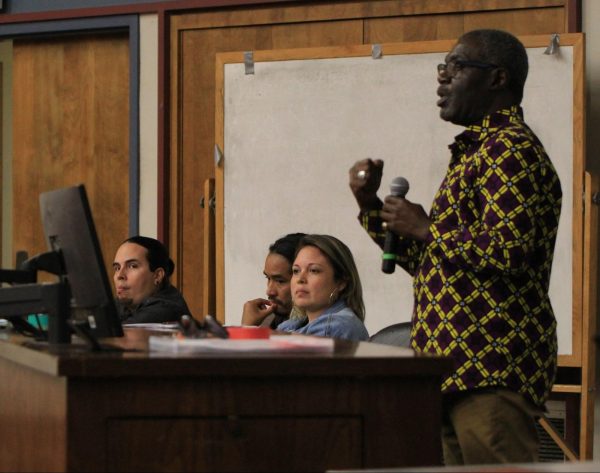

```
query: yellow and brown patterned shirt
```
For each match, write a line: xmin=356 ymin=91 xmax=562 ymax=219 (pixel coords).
xmin=361 ymin=106 xmax=561 ymax=406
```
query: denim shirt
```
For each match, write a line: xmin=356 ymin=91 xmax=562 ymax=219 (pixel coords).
xmin=277 ymin=300 xmax=369 ymax=342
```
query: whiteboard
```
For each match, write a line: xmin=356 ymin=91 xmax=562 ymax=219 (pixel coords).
xmin=216 ymin=36 xmax=583 ymax=357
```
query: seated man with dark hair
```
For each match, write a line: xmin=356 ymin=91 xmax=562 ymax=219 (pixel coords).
xmin=242 ymin=233 xmax=305 ymax=329
xmin=113 ymin=236 xmax=191 ymax=324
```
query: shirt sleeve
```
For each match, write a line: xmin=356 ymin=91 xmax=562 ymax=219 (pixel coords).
xmin=426 ymin=132 xmax=561 ymax=275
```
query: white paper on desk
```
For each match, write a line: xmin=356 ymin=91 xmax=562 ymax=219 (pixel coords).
xmin=148 ymin=335 xmax=334 ymax=353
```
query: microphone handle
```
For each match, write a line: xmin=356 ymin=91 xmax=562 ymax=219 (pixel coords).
xmin=381 ymin=177 xmax=408 ymax=274
xmin=381 ymin=230 xmax=397 ymax=274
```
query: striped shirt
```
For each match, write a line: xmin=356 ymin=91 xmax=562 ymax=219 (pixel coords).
xmin=361 ymin=106 xmax=561 ymax=406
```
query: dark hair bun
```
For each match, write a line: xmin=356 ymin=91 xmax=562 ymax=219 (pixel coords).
xmin=124 ymin=236 xmax=175 ymax=277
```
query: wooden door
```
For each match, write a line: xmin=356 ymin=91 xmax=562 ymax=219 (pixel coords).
xmin=12 ymin=33 xmax=129 ymax=277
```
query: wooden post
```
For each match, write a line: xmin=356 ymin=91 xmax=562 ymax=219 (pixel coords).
xmin=202 ymin=178 xmax=216 ymax=320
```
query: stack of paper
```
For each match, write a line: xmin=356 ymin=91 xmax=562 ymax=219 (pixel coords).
xmin=148 ymin=334 xmax=334 ymax=353
xmin=123 ymin=322 xmax=180 ymax=332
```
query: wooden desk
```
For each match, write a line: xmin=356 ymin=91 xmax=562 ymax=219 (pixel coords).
xmin=330 ymin=460 xmax=600 ymax=472
xmin=0 ymin=328 xmax=451 ymax=472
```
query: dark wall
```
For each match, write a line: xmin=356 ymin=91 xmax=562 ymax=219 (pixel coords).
xmin=0 ymin=0 xmax=164 ymax=14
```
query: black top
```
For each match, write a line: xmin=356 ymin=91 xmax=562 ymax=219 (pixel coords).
xmin=118 ymin=285 xmax=191 ymax=324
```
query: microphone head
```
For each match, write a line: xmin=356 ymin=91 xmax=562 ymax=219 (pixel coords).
xmin=390 ymin=176 xmax=409 ymax=197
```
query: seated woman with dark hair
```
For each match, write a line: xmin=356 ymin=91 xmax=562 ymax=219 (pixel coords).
xmin=277 ymin=234 xmax=369 ymax=342
xmin=112 ymin=236 xmax=191 ymax=324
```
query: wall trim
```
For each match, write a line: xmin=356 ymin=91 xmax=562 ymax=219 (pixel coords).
xmin=0 ymin=1 xmax=298 ymax=24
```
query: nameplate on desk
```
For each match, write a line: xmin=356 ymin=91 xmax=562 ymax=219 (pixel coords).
xmin=148 ymin=335 xmax=334 ymax=353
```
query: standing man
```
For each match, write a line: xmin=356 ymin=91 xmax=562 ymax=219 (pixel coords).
xmin=350 ymin=29 xmax=561 ymax=465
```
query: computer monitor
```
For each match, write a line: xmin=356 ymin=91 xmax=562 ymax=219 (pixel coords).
xmin=39 ymin=184 xmax=123 ymax=339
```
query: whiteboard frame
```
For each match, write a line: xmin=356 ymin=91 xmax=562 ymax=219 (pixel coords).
xmin=215 ymin=34 xmax=585 ymax=367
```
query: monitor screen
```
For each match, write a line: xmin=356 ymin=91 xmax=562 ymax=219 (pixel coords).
xmin=40 ymin=184 xmax=123 ymax=338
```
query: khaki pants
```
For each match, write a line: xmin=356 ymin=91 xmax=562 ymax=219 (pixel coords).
xmin=442 ymin=388 xmax=542 ymax=465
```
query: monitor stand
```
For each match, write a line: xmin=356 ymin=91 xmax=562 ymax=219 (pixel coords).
xmin=67 ymin=319 xmax=125 ymax=352
xmin=0 ymin=249 xmax=72 ymax=345
xmin=0 ymin=281 xmax=70 ymax=344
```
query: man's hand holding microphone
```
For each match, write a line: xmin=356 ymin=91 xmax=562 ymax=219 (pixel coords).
xmin=349 ymin=159 xmax=432 ymax=273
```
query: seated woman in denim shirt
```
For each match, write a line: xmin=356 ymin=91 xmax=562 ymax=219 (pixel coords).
xmin=277 ymin=234 xmax=369 ymax=342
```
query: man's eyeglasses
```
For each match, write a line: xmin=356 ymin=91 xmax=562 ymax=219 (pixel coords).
xmin=437 ymin=60 xmax=497 ymax=78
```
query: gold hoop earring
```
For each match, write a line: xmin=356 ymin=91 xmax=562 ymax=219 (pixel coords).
xmin=329 ymin=288 xmax=338 ymax=305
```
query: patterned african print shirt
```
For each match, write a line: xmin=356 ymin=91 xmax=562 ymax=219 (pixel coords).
xmin=361 ymin=106 xmax=561 ymax=407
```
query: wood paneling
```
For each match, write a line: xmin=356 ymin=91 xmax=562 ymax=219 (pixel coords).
xmin=364 ymin=8 xmax=566 ymax=43
xmin=172 ymin=0 xmax=570 ymax=30
xmin=12 ymin=33 xmax=129 ymax=279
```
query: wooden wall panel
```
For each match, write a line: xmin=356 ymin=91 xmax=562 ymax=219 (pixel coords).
xmin=170 ymin=0 xmax=575 ymax=319
xmin=364 ymin=8 xmax=566 ymax=43
xmin=12 ymin=33 xmax=129 ymax=278
xmin=364 ymin=14 xmax=466 ymax=43
xmin=171 ymin=0 xmax=572 ymax=30
xmin=462 ymin=7 xmax=566 ymax=34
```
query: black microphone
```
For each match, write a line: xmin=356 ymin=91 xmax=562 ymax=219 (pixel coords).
xmin=382 ymin=176 xmax=410 ymax=274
